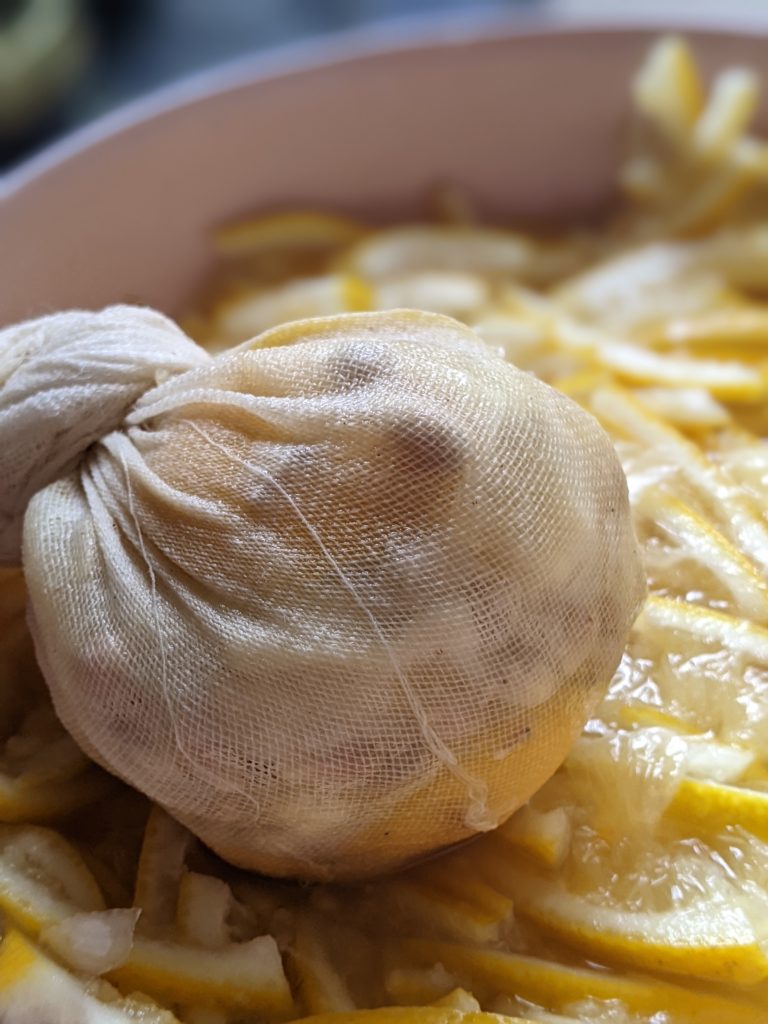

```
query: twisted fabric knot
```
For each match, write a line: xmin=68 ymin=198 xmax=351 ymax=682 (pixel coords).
xmin=0 ymin=306 xmax=209 ymax=566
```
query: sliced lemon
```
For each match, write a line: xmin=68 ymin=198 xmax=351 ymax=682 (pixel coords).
xmin=290 ymin=1009 xmax=529 ymax=1024
xmin=632 ymin=36 xmax=704 ymax=141
xmin=41 ymin=907 xmax=141 ymax=975
xmin=401 ymin=939 xmax=767 ymax=1023
xmin=617 ymin=704 xmax=700 ymax=735
xmin=432 ymin=989 xmax=481 ymax=1012
xmin=385 ymin=965 xmax=461 ymax=1006
xmin=0 ymin=764 xmax=113 ymax=823
xmin=639 ymin=595 xmax=768 ymax=662
xmin=668 ymin=160 xmax=759 ymax=238
xmin=0 ymin=824 xmax=105 ymax=936
xmin=383 ymin=851 xmax=515 ymax=945
xmin=592 ymin=387 xmax=768 ymax=570
xmin=564 ymin=729 xmax=688 ymax=840
xmin=176 ymin=871 xmax=232 ymax=948
xmin=595 ymin=339 xmax=765 ymax=399
xmin=288 ymin=912 xmax=356 ymax=1014
xmin=213 ymin=273 xmax=373 ymax=341
xmin=381 ymin=878 xmax=509 ymax=946
xmin=494 ymin=806 xmax=571 ymax=870
xmin=336 ymin=226 xmax=538 ymax=281
xmin=374 ymin=272 xmax=488 ymax=320
xmin=507 ymin=287 xmax=765 ymax=397
xmin=629 ymin=387 xmax=730 ymax=428
xmin=657 ymin=306 xmax=768 ymax=351
xmin=635 ymin=488 xmax=768 ymax=621
xmin=681 ymin=736 xmax=754 ymax=783
xmin=214 ymin=211 xmax=367 ymax=256
xmin=133 ymin=804 xmax=193 ymax=936
xmin=550 ymin=370 xmax=611 ymax=402
xmin=1 ymin=699 xmax=103 ymax=793
xmin=716 ymin=441 xmax=768 ymax=506
xmin=611 ymin=624 xmax=768 ymax=754
xmin=668 ymin=776 xmax=768 ymax=840
xmin=694 ymin=68 xmax=760 ymax=159
xmin=0 ymin=927 xmax=180 ymax=1023
xmin=175 ymin=874 xmax=236 ymax=1024
xmin=504 ymin=861 xmax=768 ymax=984
xmin=551 ymin=244 xmax=718 ymax=326
xmin=108 ymin=934 xmax=294 ymax=1015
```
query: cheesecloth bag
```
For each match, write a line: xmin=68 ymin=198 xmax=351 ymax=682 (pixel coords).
xmin=1 ymin=305 xmax=644 ymax=881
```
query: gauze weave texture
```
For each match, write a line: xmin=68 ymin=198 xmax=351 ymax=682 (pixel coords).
xmin=3 ymin=305 xmax=644 ymax=881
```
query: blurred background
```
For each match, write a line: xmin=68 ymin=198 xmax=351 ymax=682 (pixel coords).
xmin=2 ymin=0 xmax=767 ymax=171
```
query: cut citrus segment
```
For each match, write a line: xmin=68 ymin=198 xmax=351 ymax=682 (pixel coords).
xmin=594 ymin=339 xmax=765 ymax=399
xmin=385 ymin=965 xmax=461 ymax=1006
xmin=0 ymin=761 xmax=113 ymax=823
xmin=564 ymin=729 xmax=688 ymax=839
xmin=176 ymin=871 xmax=232 ymax=947
xmin=639 ymin=596 xmax=768 ymax=662
xmin=668 ymin=777 xmax=768 ymax=841
xmin=381 ymin=877 xmax=509 ymax=946
xmin=503 ymin=861 xmax=768 ymax=984
xmin=616 ymin=704 xmax=700 ymax=735
xmin=1 ymin=701 xmax=93 ymax=791
xmin=715 ymin=441 xmax=768 ymax=505
xmin=383 ymin=853 xmax=515 ymax=944
xmin=551 ymin=243 xmax=721 ymax=327
xmin=693 ymin=68 xmax=760 ymax=159
xmin=432 ymin=989 xmax=482 ymax=1012
xmin=630 ymin=387 xmax=730 ymax=428
xmin=506 ymin=285 xmax=766 ymax=396
xmin=591 ymin=387 xmax=768 ymax=570
xmin=501 ymin=1013 xmax=578 ymax=1024
xmin=41 ymin=907 xmax=141 ymax=975
xmin=335 ymin=226 xmax=539 ymax=281
xmin=0 ymin=927 xmax=179 ymax=1023
xmin=213 ymin=211 xmax=367 ymax=256
xmin=472 ymin=313 xmax=550 ymax=368
xmin=108 ymin=934 xmax=294 ymax=1014
xmin=288 ymin=913 xmax=356 ymax=1014
xmin=374 ymin=272 xmax=488 ymax=320
xmin=681 ymin=737 xmax=754 ymax=783
xmin=289 ymin=1009 xmax=530 ymax=1024
xmin=549 ymin=370 xmax=610 ymax=402
xmin=657 ymin=306 xmax=768 ymax=350
xmin=2 ymin=709 xmax=98 ymax=779
xmin=632 ymin=36 xmax=704 ymax=141
xmin=175 ymin=873 xmax=238 ymax=1023
xmin=635 ymin=488 xmax=768 ymax=621
xmin=212 ymin=273 xmax=374 ymax=340
xmin=400 ymin=940 xmax=767 ymax=1023
xmin=0 ymin=824 xmax=105 ymax=936
xmin=666 ymin=157 xmax=760 ymax=238
xmin=607 ymin=629 xmax=768 ymax=755
xmin=133 ymin=805 xmax=194 ymax=936
xmin=495 ymin=806 xmax=571 ymax=870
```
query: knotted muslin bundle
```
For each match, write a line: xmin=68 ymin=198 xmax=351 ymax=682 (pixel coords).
xmin=0 ymin=305 xmax=643 ymax=881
